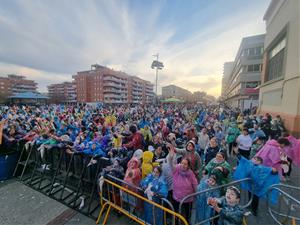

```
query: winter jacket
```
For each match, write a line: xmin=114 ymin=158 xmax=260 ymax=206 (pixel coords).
xmin=204 ymin=145 xmax=221 ymax=165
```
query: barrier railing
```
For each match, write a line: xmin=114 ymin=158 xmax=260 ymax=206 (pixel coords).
xmin=97 ymin=176 xmax=188 ymax=225
xmin=179 ymin=178 xmax=254 ymax=225
xmin=267 ymin=184 xmax=300 ymax=225
xmin=13 ymin=145 xmax=106 ymax=219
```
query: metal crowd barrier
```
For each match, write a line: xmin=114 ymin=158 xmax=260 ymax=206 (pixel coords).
xmin=13 ymin=144 xmax=108 ymax=219
xmin=267 ymin=184 xmax=300 ymax=225
xmin=97 ymin=174 xmax=187 ymax=225
xmin=179 ymin=178 xmax=254 ymax=225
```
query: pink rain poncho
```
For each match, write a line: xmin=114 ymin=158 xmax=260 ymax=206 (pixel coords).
xmin=255 ymin=140 xmax=282 ymax=175
xmin=285 ymin=135 xmax=300 ymax=167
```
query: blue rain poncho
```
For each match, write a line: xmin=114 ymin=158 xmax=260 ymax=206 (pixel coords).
xmin=196 ymin=178 xmax=220 ymax=225
xmin=233 ymin=156 xmax=279 ymax=204
xmin=140 ymin=173 xmax=168 ymax=225
xmin=83 ymin=142 xmax=106 ymax=157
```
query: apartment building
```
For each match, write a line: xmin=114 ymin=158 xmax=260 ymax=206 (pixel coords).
xmin=0 ymin=74 xmax=37 ymax=97
xmin=48 ymin=81 xmax=76 ymax=103
xmin=221 ymin=62 xmax=234 ymax=99
xmin=259 ymin=0 xmax=300 ymax=136
xmin=223 ymin=34 xmax=265 ymax=110
xmin=162 ymin=85 xmax=192 ymax=102
xmin=73 ymin=64 xmax=154 ymax=104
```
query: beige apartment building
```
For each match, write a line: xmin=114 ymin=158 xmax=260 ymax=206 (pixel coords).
xmin=48 ymin=81 xmax=77 ymax=103
xmin=223 ymin=34 xmax=265 ymax=110
xmin=259 ymin=0 xmax=300 ymax=136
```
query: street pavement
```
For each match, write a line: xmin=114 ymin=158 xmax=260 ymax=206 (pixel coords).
xmin=0 ymin=179 xmax=131 ymax=225
xmin=0 ymin=166 xmax=299 ymax=225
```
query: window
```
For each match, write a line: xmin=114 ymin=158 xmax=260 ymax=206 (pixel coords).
xmin=245 ymin=82 xmax=260 ymax=88
xmin=266 ymin=37 xmax=286 ymax=81
xmin=255 ymin=47 xmax=263 ymax=55
xmin=247 ymin=64 xmax=261 ymax=72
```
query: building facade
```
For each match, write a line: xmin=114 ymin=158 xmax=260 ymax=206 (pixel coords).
xmin=162 ymin=85 xmax=192 ymax=102
xmin=223 ymin=34 xmax=265 ymax=110
xmin=259 ymin=0 xmax=300 ymax=136
xmin=221 ymin=62 xmax=234 ymax=99
xmin=48 ymin=81 xmax=77 ymax=103
xmin=0 ymin=74 xmax=37 ymax=102
xmin=73 ymin=64 xmax=154 ymax=104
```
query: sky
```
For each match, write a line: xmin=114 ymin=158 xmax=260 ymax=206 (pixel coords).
xmin=0 ymin=0 xmax=271 ymax=97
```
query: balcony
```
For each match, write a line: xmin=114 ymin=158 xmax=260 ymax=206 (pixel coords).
xmin=104 ymin=93 xmax=126 ymax=98
xmin=103 ymin=76 xmax=127 ymax=84
xmin=103 ymin=81 xmax=127 ymax=88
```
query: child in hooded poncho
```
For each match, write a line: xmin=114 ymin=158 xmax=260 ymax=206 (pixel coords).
xmin=140 ymin=166 xmax=168 ymax=225
xmin=141 ymin=151 xmax=159 ymax=178
xmin=196 ymin=175 xmax=220 ymax=225
xmin=209 ymin=186 xmax=244 ymax=225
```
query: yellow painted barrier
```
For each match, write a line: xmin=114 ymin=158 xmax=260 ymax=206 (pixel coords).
xmin=96 ymin=178 xmax=188 ymax=225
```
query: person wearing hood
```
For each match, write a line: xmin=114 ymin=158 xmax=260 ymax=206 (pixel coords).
xmin=168 ymin=146 xmax=198 ymax=223
xmin=284 ymin=134 xmax=300 ymax=179
xmin=226 ymin=121 xmax=240 ymax=157
xmin=255 ymin=138 xmax=290 ymax=179
xmin=233 ymin=156 xmax=279 ymax=216
xmin=198 ymin=127 xmax=210 ymax=158
xmin=209 ymin=186 xmax=244 ymax=225
xmin=140 ymin=166 xmax=168 ymax=225
xmin=142 ymin=150 xmax=159 ymax=178
xmin=204 ymin=152 xmax=231 ymax=186
xmin=174 ymin=140 xmax=202 ymax=180
xmin=123 ymin=125 xmax=143 ymax=151
xmin=83 ymin=142 xmax=105 ymax=157
xmin=204 ymin=137 xmax=221 ymax=165
xmin=98 ymin=158 xmax=125 ymax=192
xmin=140 ymin=125 xmax=153 ymax=148
xmin=124 ymin=157 xmax=142 ymax=188
xmin=122 ymin=157 xmax=142 ymax=212
xmin=196 ymin=175 xmax=220 ymax=225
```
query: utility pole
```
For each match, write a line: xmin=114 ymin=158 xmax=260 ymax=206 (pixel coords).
xmin=151 ymin=54 xmax=164 ymax=104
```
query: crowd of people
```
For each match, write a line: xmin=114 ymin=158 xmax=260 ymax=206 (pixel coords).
xmin=1 ymin=103 xmax=300 ymax=225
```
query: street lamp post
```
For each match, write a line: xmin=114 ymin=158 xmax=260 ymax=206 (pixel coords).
xmin=151 ymin=53 xmax=164 ymax=104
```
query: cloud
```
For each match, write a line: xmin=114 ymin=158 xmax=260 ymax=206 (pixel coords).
xmin=0 ymin=0 xmax=270 ymax=96
xmin=0 ymin=62 xmax=71 ymax=92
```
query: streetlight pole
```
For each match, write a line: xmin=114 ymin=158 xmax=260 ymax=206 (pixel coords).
xmin=151 ymin=53 xmax=164 ymax=104
xmin=154 ymin=53 xmax=159 ymax=97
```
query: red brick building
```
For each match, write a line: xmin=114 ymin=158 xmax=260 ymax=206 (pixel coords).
xmin=73 ymin=64 xmax=154 ymax=104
